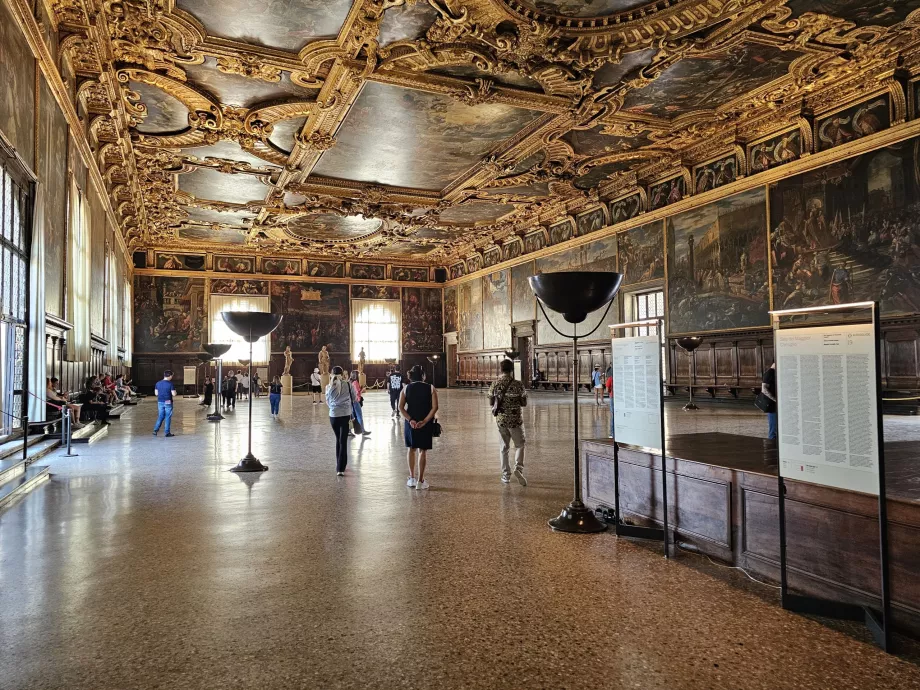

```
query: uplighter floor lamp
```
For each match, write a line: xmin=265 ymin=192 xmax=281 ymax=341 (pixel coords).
xmin=220 ymin=312 xmax=283 ymax=473
xmin=529 ymin=271 xmax=623 ymax=533
xmin=203 ymin=343 xmax=231 ymax=421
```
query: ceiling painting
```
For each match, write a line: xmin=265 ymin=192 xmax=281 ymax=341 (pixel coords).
xmin=56 ymin=0 xmax=920 ymax=267
xmin=176 ymin=0 xmax=352 ymax=52
xmin=312 ymin=82 xmax=542 ymax=190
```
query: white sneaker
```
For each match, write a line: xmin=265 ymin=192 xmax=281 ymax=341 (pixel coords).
xmin=416 ymin=480 xmax=429 ymax=490
xmin=514 ymin=468 xmax=527 ymax=487
xmin=500 ymin=475 xmax=511 ymax=484
xmin=407 ymin=477 xmax=417 ymax=487
xmin=336 ymin=471 xmax=345 ymax=476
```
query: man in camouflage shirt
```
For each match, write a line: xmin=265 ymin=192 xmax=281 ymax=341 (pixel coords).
xmin=488 ymin=359 xmax=528 ymax=486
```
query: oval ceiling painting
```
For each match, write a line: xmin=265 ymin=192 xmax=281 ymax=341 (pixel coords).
xmin=283 ymin=213 xmax=382 ymax=243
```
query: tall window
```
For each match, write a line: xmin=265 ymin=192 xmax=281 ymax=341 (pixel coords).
xmin=66 ymin=178 xmax=91 ymax=361
xmin=633 ymin=290 xmax=666 ymax=378
xmin=209 ymin=294 xmax=271 ymax=364
xmin=106 ymin=249 xmax=120 ymax=366
xmin=352 ymin=299 xmax=400 ymax=362
xmin=123 ymin=279 xmax=132 ymax=366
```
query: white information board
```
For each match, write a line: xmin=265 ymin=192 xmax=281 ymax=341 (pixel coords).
xmin=612 ymin=335 xmax=662 ymax=451
xmin=183 ymin=366 xmax=197 ymax=386
xmin=776 ymin=323 xmax=879 ymax=495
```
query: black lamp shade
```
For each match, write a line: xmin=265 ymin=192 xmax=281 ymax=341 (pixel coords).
xmin=529 ymin=271 xmax=623 ymax=324
xmin=221 ymin=312 xmax=283 ymax=342
xmin=676 ymin=336 xmax=703 ymax=353
xmin=203 ymin=343 xmax=232 ymax=358
xmin=197 ymin=352 xmax=214 ymax=362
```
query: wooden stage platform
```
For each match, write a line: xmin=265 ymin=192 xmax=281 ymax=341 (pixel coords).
xmin=582 ymin=433 xmax=920 ymax=635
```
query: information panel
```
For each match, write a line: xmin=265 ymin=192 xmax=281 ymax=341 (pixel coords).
xmin=612 ymin=335 xmax=662 ymax=450
xmin=183 ymin=366 xmax=197 ymax=386
xmin=776 ymin=323 xmax=879 ymax=495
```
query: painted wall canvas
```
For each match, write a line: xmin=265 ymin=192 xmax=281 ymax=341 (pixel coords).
xmin=449 ymin=263 xmax=466 ymax=280
xmin=444 ymin=286 xmax=458 ymax=333
xmin=402 ymin=287 xmax=443 ymax=353
xmin=39 ymin=77 xmax=68 ymax=317
xmin=270 ymin=282 xmax=349 ymax=352
xmin=482 ymin=270 xmax=512 ymax=350
xmin=549 ymin=219 xmax=574 ymax=245
xmin=609 ymin=193 xmax=641 ymax=225
xmin=215 ymin=255 xmax=255 ymax=273
xmin=511 ymin=261 xmax=536 ymax=323
xmin=262 ymin=258 xmax=301 ymax=275
xmin=458 ymin=279 xmax=483 ymax=352
xmin=648 ymin=175 xmax=685 ymax=211
xmin=307 ymin=260 xmax=345 ymax=278
xmin=350 ymin=284 xmax=400 ymax=300
xmin=134 ymin=276 xmax=206 ymax=352
xmin=816 ymin=95 xmax=890 ymax=152
xmin=0 ymin=0 xmax=35 ymax=168
xmin=350 ymin=263 xmax=386 ymax=280
xmin=749 ymin=129 xmax=801 ymax=174
xmin=695 ymin=155 xmax=737 ymax=194
xmin=502 ymin=239 xmax=522 ymax=261
xmin=576 ymin=207 xmax=607 ymax=236
xmin=210 ymin=279 xmax=268 ymax=295
xmin=770 ymin=138 xmax=920 ymax=315
xmin=667 ymin=187 xmax=769 ymax=333
xmin=618 ymin=221 xmax=664 ymax=285
xmin=392 ymin=266 xmax=429 ymax=282
xmin=482 ymin=247 xmax=501 ymax=268
xmin=523 ymin=231 xmax=546 ymax=254
xmin=156 ymin=253 xmax=206 ymax=270
xmin=466 ymin=254 xmax=483 ymax=274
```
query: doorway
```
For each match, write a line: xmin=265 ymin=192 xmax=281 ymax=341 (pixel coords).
xmin=446 ymin=343 xmax=457 ymax=387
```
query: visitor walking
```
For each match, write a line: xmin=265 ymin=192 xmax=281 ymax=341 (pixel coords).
xmin=762 ymin=362 xmax=777 ymax=442
xmin=235 ymin=370 xmax=244 ymax=401
xmin=201 ymin=376 xmax=213 ymax=408
xmin=152 ymin=370 xmax=176 ymax=437
xmin=326 ymin=366 xmax=354 ymax=475
xmin=399 ymin=365 xmax=438 ymax=490
xmin=311 ymin=368 xmax=322 ymax=404
xmin=227 ymin=371 xmax=238 ymax=409
xmin=488 ymin=359 xmax=527 ymax=486
xmin=252 ymin=373 xmax=261 ymax=398
xmin=607 ymin=368 xmax=614 ymax=439
xmin=388 ymin=366 xmax=404 ymax=417
xmin=240 ymin=371 xmax=250 ymax=401
xmin=269 ymin=375 xmax=282 ymax=417
xmin=350 ymin=370 xmax=371 ymax=436
xmin=592 ymin=364 xmax=604 ymax=405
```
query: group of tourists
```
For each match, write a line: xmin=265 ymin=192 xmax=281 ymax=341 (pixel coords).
xmin=45 ymin=373 xmax=136 ymax=430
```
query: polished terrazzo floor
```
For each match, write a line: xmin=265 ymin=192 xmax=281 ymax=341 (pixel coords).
xmin=2 ymin=390 xmax=920 ymax=689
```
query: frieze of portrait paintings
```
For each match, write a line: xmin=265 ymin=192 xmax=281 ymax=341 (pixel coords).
xmin=270 ymin=281 xmax=349 ymax=352
xmin=133 ymin=275 xmax=206 ymax=352
xmin=535 ymin=235 xmax=618 ymax=344
xmin=449 ymin=263 xmax=466 ymax=280
xmin=350 ymin=263 xmax=386 ymax=280
xmin=262 ymin=258 xmax=302 ymax=275
xmin=617 ymin=221 xmax=665 ymax=286
xmin=502 ymin=239 xmax=522 ymax=262
xmin=402 ymin=287 xmax=443 ymax=353
xmin=482 ymin=270 xmax=511 ymax=350
xmin=770 ymin=138 xmax=920 ymax=315
xmin=350 ymin=284 xmax=400 ymax=300
xmin=816 ymin=94 xmax=891 ymax=152
xmin=392 ymin=266 xmax=429 ymax=282
xmin=575 ymin=206 xmax=608 ymax=237
xmin=482 ymin=247 xmax=501 ymax=268
xmin=156 ymin=252 xmax=206 ymax=270
xmin=210 ymin=279 xmax=268 ymax=295
xmin=306 ymin=260 xmax=345 ymax=278
xmin=511 ymin=261 xmax=536 ymax=323
xmin=458 ymin=278 xmax=483 ymax=352
xmin=608 ymin=193 xmax=642 ymax=225
xmin=466 ymin=254 xmax=483 ymax=274
xmin=694 ymin=155 xmax=738 ymax=194
xmin=523 ymin=231 xmax=546 ymax=254
xmin=214 ymin=254 xmax=255 ymax=273
xmin=548 ymin=219 xmax=574 ymax=245
xmin=443 ymin=286 xmax=458 ymax=333
xmin=40 ymin=77 xmax=68 ymax=317
xmin=749 ymin=129 xmax=802 ymax=174
xmin=667 ymin=187 xmax=769 ymax=334
xmin=0 ymin=0 xmax=35 ymax=169
xmin=649 ymin=175 xmax=685 ymax=211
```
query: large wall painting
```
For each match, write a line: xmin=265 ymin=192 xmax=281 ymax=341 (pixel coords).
xmin=535 ymin=235 xmax=618 ymax=344
xmin=270 ymin=282 xmax=349 ymax=352
xmin=618 ymin=221 xmax=664 ymax=286
xmin=134 ymin=276 xmax=206 ymax=352
xmin=307 ymin=260 xmax=345 ymax=278
xmin=444 ymin=286 xmax=458 ymax=333
xmin=211 ymin=279 xmax=268 ymax=295
xmin=0 ymin=0 xmax=35 ymax=168
xmin=609 ymin=193 xmax=641 ymax=225
xmin=39 ymin=77 xmax=68 ymax=317
xmin=816 ymin=95 xmax=890 ymax=152
xmin=402 ymin=287 xmax=443 ymax=353
xmin=770 ymin=138 xmax=920 ymax=315
xmin=511 ymin=261 xmax=535 ymax=323
xmin=482 ymin=270 xmax=511 ymax=350
xmin=667 ymin=187 xmax=769 ymax=334
xmin=458 ymin=279 xmax=483 ymax=352
xmin=350 ymin=284 xmax=400 ymax=300
xmin=156 ymin=252 xmax=205 ymax=270
xmin=749 ymin=129 xmax=801 ymax=174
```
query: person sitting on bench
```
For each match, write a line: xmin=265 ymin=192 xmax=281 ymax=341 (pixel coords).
xmin=114 ymin=375 xmax=132 ymax=402
xmin=79 ymin=378 xmax=111 ymax=424
xmin=46 ymin=378 xmax=84 ymax=428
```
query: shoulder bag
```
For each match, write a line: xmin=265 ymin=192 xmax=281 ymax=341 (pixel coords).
xmin=429 ymin=384 xmax=442 ymax=437
xmin=491 ymin=379 xmax=512 ymax=417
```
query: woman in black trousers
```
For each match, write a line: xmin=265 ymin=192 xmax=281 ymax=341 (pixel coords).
xmin=325 ymin=366 xmax=354 ymax=476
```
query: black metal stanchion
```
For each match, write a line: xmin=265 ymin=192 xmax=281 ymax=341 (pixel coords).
xmin=63 ymin=408 xmax=79 ymax=458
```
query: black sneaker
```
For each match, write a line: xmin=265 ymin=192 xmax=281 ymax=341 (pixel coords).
xmin=165 ymin=433 xmax=175 ymax=438
xmin=152 ymin=431 xmax=158 ymax=436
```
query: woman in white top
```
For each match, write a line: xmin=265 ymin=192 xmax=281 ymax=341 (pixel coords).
xmin=310 ymin=367 xmax=322 ymax=404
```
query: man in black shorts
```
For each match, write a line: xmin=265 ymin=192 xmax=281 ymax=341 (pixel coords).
xmin=388 ymin=366 xmax=404 ymax=418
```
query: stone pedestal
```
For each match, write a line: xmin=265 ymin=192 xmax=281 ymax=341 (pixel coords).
xmin=359 ymin=373 xmax=367 ymax=388
xmin=281 ymin=374 xmax=293 ymax=395
xmin=321 ymin=373 xmax=330 ymax=391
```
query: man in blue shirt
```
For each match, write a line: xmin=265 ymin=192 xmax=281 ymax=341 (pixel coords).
xmin=153 ymin=370 xmax=177 ymax=437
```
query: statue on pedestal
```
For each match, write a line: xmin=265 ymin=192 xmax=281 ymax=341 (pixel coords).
xmin=357 ymin=347 xmax=366 ymax=375
xmin=318 ymin=345 xmax=330 ymax=375
xmin=283 ymin=346 xmax=293 ymax=376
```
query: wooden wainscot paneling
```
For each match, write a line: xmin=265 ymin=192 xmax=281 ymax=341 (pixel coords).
xmin=456 ymin=350 xmax=507 ymax=386
xmin=533 ymin=342 xmax=610 ymax=391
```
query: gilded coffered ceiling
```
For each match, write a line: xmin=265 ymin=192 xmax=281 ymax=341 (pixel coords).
xmin=41 ymin=0 xmax=920 ymax=265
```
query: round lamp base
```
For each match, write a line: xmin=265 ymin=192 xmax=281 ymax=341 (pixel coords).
xmin=207 ymin=412 xmax=225 ymax=422
xmin=682 ymin=402 xmax=699 ymax=411
xmin=230 ymin=453 xmax=269 ymax=473
xmin=548 ymin=501 xmax=607 ymax=533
